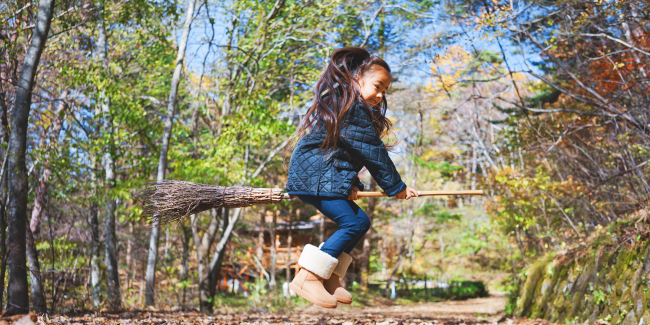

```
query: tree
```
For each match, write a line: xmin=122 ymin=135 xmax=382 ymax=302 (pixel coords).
xmin=145 ymin=0 xmax=196 ymax=307
xmin=6 ymin=0 xmax=56 ymax=315
xmin=96 ymin=0 xmax=121 ymax=309
xmin=441 ymin=0 xmax=650 ymax=257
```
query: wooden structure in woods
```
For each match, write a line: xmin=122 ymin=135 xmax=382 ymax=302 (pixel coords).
xmin=215 ymin=211 xmax=339 ymax=293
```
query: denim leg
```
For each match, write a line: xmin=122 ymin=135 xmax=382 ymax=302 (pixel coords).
xmin=342 ymin=204 xmax=371 ymax=254
xmin=299 ymin=196 xmax=371 ymax=258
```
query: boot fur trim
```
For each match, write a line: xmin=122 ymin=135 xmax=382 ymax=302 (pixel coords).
xmin=332 ymin=252 xmax=353 ymax=278
xmin=298 ymin=244 xmax=338 ymax=279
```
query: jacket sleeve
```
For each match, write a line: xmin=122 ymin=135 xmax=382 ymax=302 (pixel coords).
xmin=340 ymin=104 xmax=406 ymax=197
xmin=353 ymin=177 xmax=365 ymax=191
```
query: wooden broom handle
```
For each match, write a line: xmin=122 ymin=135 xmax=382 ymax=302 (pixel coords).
xmin=282 ymin=190 xmax=483 ymax=199
xmin=357 ymin=190 xmax=484 ymax=197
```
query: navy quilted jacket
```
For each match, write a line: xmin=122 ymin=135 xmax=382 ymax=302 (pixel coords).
xmin=286 ymin=101 xmax=406 ymax=198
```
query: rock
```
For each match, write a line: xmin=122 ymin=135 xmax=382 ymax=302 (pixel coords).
xmin=620 ymin=310 xmax=636 ymax=325
xmin=634 ymin=290 xmax=645 ymax=315
xmin=639 ymin=310 xmax=650 ymax=325
xmin=588 ymin=305 xmax=599 ymax=324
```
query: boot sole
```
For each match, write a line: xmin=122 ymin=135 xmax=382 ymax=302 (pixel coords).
xmin=290 ymin=283 xmax=337 ymax=309
xmin=335 ymin=297 xmax=352 ymax=304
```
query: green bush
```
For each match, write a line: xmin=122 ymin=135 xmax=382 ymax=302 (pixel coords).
xmin=429 ymin=280 xmax=489 ymax=300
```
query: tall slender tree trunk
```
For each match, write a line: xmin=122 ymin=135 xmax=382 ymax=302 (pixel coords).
xmin=257 ymin=211 xmax=264 ymax=264
xmin=191 ymin=209 xmax=220 ymax=313
xmin=286 ymin=210 xmax=293 ymax=283
xmin=146 ymin=0 xmax=196 ymax=306
xmin=6 ymin=0 xmax=55 ymax=315
xmin=180 ymin=223 xmax=191 ymax=308
xmin=285 ymin=211 xmax=293 ymax=304
xmin=164 ymin=227 xmax=170 ymax=261
xmin=89 ymin=198 xmax=100 ymax=308
xmin=30 ymin=91 xmax=65 ymax=235
xmin=26 ymin=227 xmax=46 ymax=312
xmin=126 ymin=221 xmax=133 ymax=281
xmin=0 ymin=5 xmax=21 ymax=312
xmin=269 ymin=210 xmax=277 ymax=288
xmin=207 ymin=207 xmax=242 ymax=293
xmin=97 ymin=4 xmax=121 ymax=309
xmin=89 ymin=101 xmax=101 ymax=307
xmin=209 ymin=208 xmax=229 ymax=298
xmin=359 ymin=178 xmax=377 ymax=289
xmin=0 ymin=64 xmax=9 ymax=313
xmin=0 ymin=167 xmax=6 ymax=311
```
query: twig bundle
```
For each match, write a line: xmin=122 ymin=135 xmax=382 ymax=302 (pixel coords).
xmin=137 ymin=180 xmax=284 ymax=225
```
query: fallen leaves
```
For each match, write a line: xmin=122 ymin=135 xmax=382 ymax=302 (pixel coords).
xmin=0 ymin=311 xmax=557 ymax=325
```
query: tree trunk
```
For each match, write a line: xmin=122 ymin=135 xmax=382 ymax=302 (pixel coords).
xmin=6 ymin=0 xmax=55 ymax=315
xmin=384 ymin=223 xmax=415 ymax=298
xmin=30 ymin=169 xmax=48 ymax=235
xmin=164 ymin=227 xmax=170 ymax=261
xmin=30 ymin=91 xmax=65 ymax=235
xmin=146 ymin=0 xmax=196 ymax=306
xmin=286 ymin=210 xmax=293 ymax=304
xmin=126 ymin=221 xmax=133 ymax=285
xmin=0 ymin=103 xmax=8 ymax=312
xmin=103 ymin=100 xmax=120 ymax=311
xmin=210 ymin=208 xmax=229 ymax=297
xmin=207 ymin=208 xmax=242 ymax=291
xmin=180 ymin=223 xmax=191 ymax=308
xmin=89 ymin=200 xmax=101 ymax=308
xmin=257 ymin=210 xmax=264 ymax=264
xmin=26 ymin=227 xmax=46 ymax=313
xmin=359 ymin=178 xmax=377 ymax=289
xmin=384 ymin=240 xmax=405 ymax=298
xmin=0 ymin=170 xmax=6 ymax=311
xmin=269 ymin=210 xmax=277 ymax=288
xmin=97 ymin=6 xmax=121 ymax=309
xmin=191 ymin=209 xmax=220 ymax=313
xmin=286 ymin=211 xmax=293 ymax=283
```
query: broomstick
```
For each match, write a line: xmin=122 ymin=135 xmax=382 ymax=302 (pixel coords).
xmin=137 ymin=180 xmax=484 ymax=226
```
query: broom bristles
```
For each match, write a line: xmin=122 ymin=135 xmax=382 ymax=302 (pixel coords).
xmin=137 ymin=180 xmax=284 ymax=225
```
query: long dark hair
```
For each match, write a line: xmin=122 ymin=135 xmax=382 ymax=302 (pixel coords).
xmin=292 ymin=47 xmax=393 ymax=152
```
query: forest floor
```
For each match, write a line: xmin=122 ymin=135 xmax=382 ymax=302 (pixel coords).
xmin=295 ymin=295 xmax=508 ymax=316
xmin=24 ymin=296 xmax=554 ymax=325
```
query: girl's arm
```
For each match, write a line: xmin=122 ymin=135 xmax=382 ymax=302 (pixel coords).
xmin=340 ymin=104 xmax=406 ymax=197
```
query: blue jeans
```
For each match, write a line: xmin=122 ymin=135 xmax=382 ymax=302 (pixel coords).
xmin=298 ymin=196 xmax=371 ymax=258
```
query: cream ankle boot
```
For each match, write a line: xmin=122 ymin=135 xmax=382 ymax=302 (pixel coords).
xmin=323 ymin=251 xmax=353 ymax=304
xmin=290 ymin=244 xmax=338 ymax=308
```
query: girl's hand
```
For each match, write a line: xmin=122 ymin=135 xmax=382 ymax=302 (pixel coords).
xmin=348 ymin=186 xmax=361 ymax=201
xmin=396 ymin=187 xmax=419 ymax=200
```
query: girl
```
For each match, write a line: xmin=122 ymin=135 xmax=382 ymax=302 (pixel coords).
xmin=285 ymin=47 xmax=418 ymax=308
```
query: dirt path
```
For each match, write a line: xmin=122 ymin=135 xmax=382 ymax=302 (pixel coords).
xmin=287 ymin=296 xmax=509 ymax=324
xmin=296 ymin=296 xmax=507 ymax=316
xmin=33 ymin=296 xmax=555 ymax=325
xmin=363 ymin=296 xmax=508 ymax=315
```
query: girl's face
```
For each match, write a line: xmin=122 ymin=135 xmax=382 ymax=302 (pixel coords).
xmin=356 ymin=66 xmax=391 ymax=107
